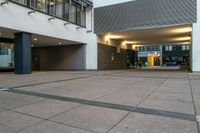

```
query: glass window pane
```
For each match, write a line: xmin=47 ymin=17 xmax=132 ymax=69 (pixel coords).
xmin=186 ymin=45 xmax=190 ymax=50
xmin=48 ymin=0 xmax=56 ymax=16
xmin=12 ymin=0 xmax=28 ymax=5
xmin=77 ymin=4 xmax=81 ymax=25
xmin=81 ymin=7 xmax=86 ymax=26
xmin=69 ymin=2 xmax=76 ymax=23
xmin=64 ymin=0 xmax=69 ymax=20
xmin=169 ymin=46 xmax=172 ymax=51
xmin=37 ymin=0 xmax=48 ymax=13
xmin=56 ymin=0 xmax=63 ymax=18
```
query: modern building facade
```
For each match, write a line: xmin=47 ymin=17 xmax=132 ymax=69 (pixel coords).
xmin=136 ymin=45 xmax=190 ymax=67
xmin=0 ymin=0 xmax=200 ymax=74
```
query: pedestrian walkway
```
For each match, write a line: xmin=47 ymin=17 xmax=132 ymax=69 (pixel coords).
xmin=0 ymin=70 xmax=199 ymax=133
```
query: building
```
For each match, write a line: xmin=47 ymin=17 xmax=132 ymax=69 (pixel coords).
xmin=0 ymin=0 xmax=200 ymax=74
xmin=136 ymin=45 xmax=190 ymax=67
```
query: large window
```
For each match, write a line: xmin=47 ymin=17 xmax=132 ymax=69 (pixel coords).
xmin=10 ymin=0 xmax=87 ymax=27
xmin=69 ymin=1 xmax=76 ymax=23
xmin=12 ymin=0 xmax=28 ymax=5
xmin=77 ymin=4 xmax=86 ymax=26
xmin=64 ymin=0 xmax=69 ymax=20
xmin=37 ymin=0 xmax=48 ymax=13
xmin=56 ymin=0 xmax=64 ymax=18
xmin=48 ymin=0 xmax=56 ymax=16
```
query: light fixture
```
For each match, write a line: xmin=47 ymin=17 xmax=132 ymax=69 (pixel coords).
xmin=170 ymin=26 xmax=192 ymax=34
xmin=105 ymin=35 xmax=123 ymax=39
xmin=34 ymin=38 xmax=37 ymax=41
xmin=123 ymin=41 xmax=139 ymax=44
xmin=171 ymin=36 xmax=191 ymax=41
xmin=31 ymin=44 xmax=34 ymax=47
xmin=0 ymin=32 xmax=2 ymax=35
xmin=58 ymin=42 xmax=62 ymax=45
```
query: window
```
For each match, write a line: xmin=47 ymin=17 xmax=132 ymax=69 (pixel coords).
xmin=182 ymin=45 xmax=186 ymax=51
xmin=69 ymin=1 xmax=76 ymax=23
xmin=80 ymin=6 xmax=86 ymax=26
xmin=10 ymin=0 xmax=87 ymax=26
xmin=12 ymin=0 xmax=28 ymax=5
xmin=0 ymin=48 xmax=8 ymax=55
xmin=186 ymin=45 xmax=190 ymax=50
xmin=169 ymin=46 xmax=172 ymax=51
xmin=144 ymin=47 xmax=147 ymax=51
xmin=48 ymin=0 xmax=56 ymax=16
xmin=56 ymin=0 xmax=64 ymax=18
xmin=37 ymin=0 xmax=48 ymax=13
xmin=165 ymin=46 xmax=169 ymax=51
xmin=64 ymin=0 xmax=69 ymax=20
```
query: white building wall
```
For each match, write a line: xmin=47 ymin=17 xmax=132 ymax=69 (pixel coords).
xmin=0 ymin=0 xmax=88 ymax=43
xmin=93 ymin=0 xmax=133 ymax=8
xmin=192 ymin=0 xmax=200 ymax=72
xmin=0 ymin=0 xmax=98 ymax=70
xmin=85 ymin=9 xmax=97 ymax=69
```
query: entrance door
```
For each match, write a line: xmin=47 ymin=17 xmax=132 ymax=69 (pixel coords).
xmin=32 ymin=55 xmax=40 ymax=71
xmin=154 ymin=57 xmax=160 ymax=66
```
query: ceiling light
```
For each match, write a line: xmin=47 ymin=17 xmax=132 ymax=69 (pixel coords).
xmin=105 ymin=35 xmax=124 ymax=39
xmin=172 ymin=37 xmax=191 ymax=41
xmin=123 ymin=41 xmax=139 ymax=44
xmin=34 ymin=38 xmax=37 ymax=41
xmin=170 ymin=27 xmax=192 ymax=34
xmin=0 ymin=33 xmax=2 ymax=35
xmin=58 ymin=42 xmax=62 ymax=45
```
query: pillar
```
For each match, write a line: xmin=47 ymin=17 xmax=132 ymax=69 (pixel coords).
xmin=192 ymin=0 xmax=200 ymax=72
xmin=14 ymin=32 xmax=32 ymax=74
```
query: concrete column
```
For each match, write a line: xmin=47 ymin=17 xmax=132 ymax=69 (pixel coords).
xmin=14 ymin=32 xmax=32 ymax=74
xmin=192 ymin=0 xmax=200 ymax=72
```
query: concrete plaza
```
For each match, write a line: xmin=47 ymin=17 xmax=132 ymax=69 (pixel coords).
xmin=0 ymin=70 xmax=199 ymax=133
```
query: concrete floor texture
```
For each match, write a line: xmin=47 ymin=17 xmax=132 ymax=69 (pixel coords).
xmin=0 ymin=70 xmax=200 ymax=133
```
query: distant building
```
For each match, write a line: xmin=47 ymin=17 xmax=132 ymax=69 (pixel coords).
xmin=136 ymin=45 xmax=190 ymax=67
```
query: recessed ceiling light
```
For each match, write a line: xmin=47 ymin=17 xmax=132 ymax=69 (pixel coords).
xmin=58 ymin=42 xmax=62 ymax=45
xmin=34 ymin=38 xmax=37 ymax=41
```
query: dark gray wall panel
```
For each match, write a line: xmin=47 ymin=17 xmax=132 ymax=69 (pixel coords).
xmin=98 ymin=44 xmax=127 ymax=69
xmin=32 ymin=45 xmax=85 ymax=70
xmin=94 ymin=0 xmax=197 ymax=33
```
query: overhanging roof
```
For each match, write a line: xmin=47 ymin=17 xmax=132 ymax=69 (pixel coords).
xmin=94 ymin=0 xmax=197 ymax=34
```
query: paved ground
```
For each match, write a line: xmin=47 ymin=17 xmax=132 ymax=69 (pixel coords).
xmin=0 ymin=70 xmax=199 ymax=133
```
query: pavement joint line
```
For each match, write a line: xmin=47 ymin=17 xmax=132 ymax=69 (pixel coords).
xmin=4 ymin=88 xmax=197 ymax=122
xmin=9 ymin=75 xmax=93 ymax=89
xmin=94 ymin=78 xmax=143 ymax=101
xmin=103 ymin=74 xmax=189 ymax=80
xmin=48 ymin=120 xmax=99 ymax=133
xmin=188 ymin=75 xmax=200 ymax=132
xmin=106 ymin=78 xmax=168 ymax=133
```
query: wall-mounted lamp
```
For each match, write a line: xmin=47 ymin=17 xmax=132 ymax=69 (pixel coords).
xmin=1 ymin=0 xmax=8 ymax=6
xmin=28 ymin=10 xmax=35 ymax=15
xmin=76 ymin=26 xmax=84 ymax=30
xmin=48 ymin=17 xmax=55 ymax=21
xmin=64 ymin=22 xmax=71 ymax=26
